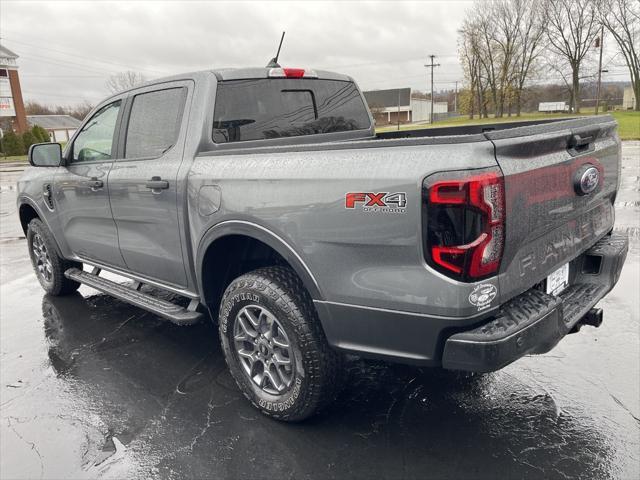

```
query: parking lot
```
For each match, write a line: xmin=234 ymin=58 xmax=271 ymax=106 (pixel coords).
xmin=1 ymin=143 xmax=638 ymax=479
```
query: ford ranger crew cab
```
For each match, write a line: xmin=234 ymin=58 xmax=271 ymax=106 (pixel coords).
xmin=18 ymin=67 xmax=628 ymax=421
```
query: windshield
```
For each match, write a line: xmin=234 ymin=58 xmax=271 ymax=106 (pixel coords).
xmin=212 ymin=78 xmax=370 ymax=143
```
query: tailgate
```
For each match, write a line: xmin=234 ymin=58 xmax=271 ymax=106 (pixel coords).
xmin=485 ymin=116 xmax=620 ymax=301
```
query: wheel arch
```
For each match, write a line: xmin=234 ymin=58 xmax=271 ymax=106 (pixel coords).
xmin=18 ymin=200 xmax=41 ymax=236
xmin=18 ymin=197 xmax=66 ymax=258
xmin=196 ymin=221 xmax=323 ymax=316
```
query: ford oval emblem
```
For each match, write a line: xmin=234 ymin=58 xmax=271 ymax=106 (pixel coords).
xmin=575 ymin=165 xmax=600 ymax=195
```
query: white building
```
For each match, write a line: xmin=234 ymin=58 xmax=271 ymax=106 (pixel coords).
xmin=410 ymin=98 xmax=449 ymax=122
xmin=623 ymin=86 xmax=636 ymax=110
xmin=363 ymin=88 xmax=448 ymax=124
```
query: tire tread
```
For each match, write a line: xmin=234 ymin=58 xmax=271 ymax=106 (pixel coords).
xmin=27 ymin=219 xmax=81 ymax=296
xmin=219 ymin=266 xmax=342 ymax=421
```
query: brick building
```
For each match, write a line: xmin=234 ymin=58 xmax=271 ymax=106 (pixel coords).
xmin=0 ymin=43 xmax=28 ymax=134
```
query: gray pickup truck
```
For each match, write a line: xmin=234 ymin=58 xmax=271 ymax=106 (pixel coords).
xmin=18 ymin=67 xmax=628 ymax=421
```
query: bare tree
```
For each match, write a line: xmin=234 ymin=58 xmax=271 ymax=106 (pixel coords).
xmin=599 ymin=0 xmax=640 ymax=110
xmin=25 ymin=100 xmax=95 ymax=120
xmin=492 ymin=0 xmax=522 ymax=117
xmin=471 ymin=6 xmax=502 ymax=116
xmin=512 ymin=0 xmax=547 ymax=115
xmin=459 ymin=0 xmax=545 ymax=117
xmin=458 ymin=26 xmax=481 ymax=118
xmin=25 ymin=101 xmax=60 ymax=116
xmin=459 ymin=14 xmax=493 ymax=118
xmin=545 ymin=0 xmax=600 ymax=113
xmin=105 ymin=71 xmax=146 ymax=94
xmin=67 ymin=100 xmax=95 ymax=120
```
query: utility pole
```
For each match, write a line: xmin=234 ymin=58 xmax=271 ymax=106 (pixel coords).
xmin=454 ymin=81 xmax=458 ymax=113
xmin=425 ymin=55 xmax=440 ymax=123
xmin=397 ymin=89 xmax=401 ymax=130
xmin=595 ymin=26 xmax=604 ymax=115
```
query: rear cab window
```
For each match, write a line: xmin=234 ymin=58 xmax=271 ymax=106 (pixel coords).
xmin=125 ymin=87 xmax=186 ymax=159
xmin=212 ymin=79 xmax=371 ymax=143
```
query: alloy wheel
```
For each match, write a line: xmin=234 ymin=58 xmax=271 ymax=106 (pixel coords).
xmin=233 ymin=305 xmax=295 ymax=395
xmin=31 ymin=233 xmax=53 ymax=283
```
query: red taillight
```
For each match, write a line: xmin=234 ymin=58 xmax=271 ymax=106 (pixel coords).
xmin=429 ymin=181 xmax=467 ymax=204
xmin=268 ymin=67 xmax=318 ymax=78
xmin=424 ymin=170 xmax=505 ymax=280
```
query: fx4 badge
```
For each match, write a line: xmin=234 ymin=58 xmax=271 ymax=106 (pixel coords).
xmin=345 ymin=192 xmax=407 ymax=213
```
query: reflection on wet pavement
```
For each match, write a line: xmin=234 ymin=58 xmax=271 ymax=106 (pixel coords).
xmin=1 ymin=144 xmax=639 ymax=479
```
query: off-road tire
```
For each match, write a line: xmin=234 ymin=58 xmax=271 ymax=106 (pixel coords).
xmin=27 ymin=218 xmax=81 ymax=296
xmin=219 ymin=266 xmax=342 ymax=422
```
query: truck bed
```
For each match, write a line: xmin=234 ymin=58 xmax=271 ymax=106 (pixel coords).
xmin=376 ymin=116 xmax=585 ymax=139
xmin=200 ymin=115 xmax=615 ymax=156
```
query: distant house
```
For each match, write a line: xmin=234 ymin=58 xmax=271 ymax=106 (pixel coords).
xmin=622 ymin=87 xmax=636 ymax=110
xmin=363 ymin=87 xmax=448 ymax=124
xmin=27 ymin=114 xmax=81 ymax=142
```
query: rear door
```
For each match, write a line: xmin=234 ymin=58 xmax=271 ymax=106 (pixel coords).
xmin=108 ymin=81 xmax=191 ymax=287
xmin=487 ymin=117 xmax=620 ymax=301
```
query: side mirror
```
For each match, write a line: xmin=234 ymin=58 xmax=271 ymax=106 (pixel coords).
xmin=28 ymin=143 xmax=62 ymax=167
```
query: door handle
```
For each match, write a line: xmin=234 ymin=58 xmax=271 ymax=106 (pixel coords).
xmin=569 ymin=134 xmax=594 ymax=148
xmin=88 ymin=177 xmax=103 ymax=190
xmin=145 ymin=176 xmax=169 ymax=192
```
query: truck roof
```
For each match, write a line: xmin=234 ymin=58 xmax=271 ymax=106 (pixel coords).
xmin=102 ymin=67 xmax=355 ymax=103
xmin=212 ymin=67 xmax=353 ymax=82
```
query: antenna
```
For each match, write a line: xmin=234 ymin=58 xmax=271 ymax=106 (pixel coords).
xmin=266 ymin=31 xmax=286 ymax=68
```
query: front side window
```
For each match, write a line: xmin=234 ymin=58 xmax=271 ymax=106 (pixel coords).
xmin=212 ymin=79 xmax=370 ymax=143
xmin=72 ymin=101 xmax=121 ymax=163
xmin=125 ymin=88 xmax=186 ymax=159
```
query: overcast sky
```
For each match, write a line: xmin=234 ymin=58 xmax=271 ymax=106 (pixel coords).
xmin=0 ymin=0 xmax=630 ymax=107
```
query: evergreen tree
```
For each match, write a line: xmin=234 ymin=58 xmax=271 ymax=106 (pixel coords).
xmin=0 ymin=131 xmax=25 ymax=156
xmin=22 ymin=131 xmax=36 ymax=152
xmin=32 ymin=125 xmax=51 ymax=143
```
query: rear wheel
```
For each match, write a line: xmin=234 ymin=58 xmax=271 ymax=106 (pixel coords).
xmin=27 ymin=218 xmax=82 ymax=295
xmin=219 ymin=266 xmax=342 ymax=421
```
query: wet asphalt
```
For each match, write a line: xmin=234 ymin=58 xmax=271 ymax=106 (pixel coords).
xmin=0 ymin=143 xmax=639 ymax=480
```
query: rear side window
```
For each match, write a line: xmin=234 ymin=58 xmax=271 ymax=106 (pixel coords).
xmin=212 ymin=79 xmax=370 ymax=143
xmin=125 ymin=88 xmax=186 ymax=159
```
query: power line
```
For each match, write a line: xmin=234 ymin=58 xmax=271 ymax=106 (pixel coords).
xmin=23 ymin=74 xmax=104 ymax=78
xmin=331 ymin=53 xmax=459 ymax=69
xmin=17 ymin=53 xmax=124 ymax=75
xmin=2 ymin=35 xmax=170 ymax=76
xmin=362 ymin=71 xmax=462 ymax=86
xmin=22 ymin=90 xmax=102 ymax=100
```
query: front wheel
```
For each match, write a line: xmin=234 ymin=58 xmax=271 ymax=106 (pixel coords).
xmin=27 ymin=218 xmax=82 ymax=295
xmin=218 ymin=266 xmax=342 ymax=422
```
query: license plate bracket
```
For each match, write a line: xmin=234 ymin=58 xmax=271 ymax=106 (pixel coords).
xmin=546 ymin=263 xmax=569 ymax=296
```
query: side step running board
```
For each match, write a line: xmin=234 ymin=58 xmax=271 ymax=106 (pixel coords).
xmin=64 ymin=268 xmax=202 ymax=325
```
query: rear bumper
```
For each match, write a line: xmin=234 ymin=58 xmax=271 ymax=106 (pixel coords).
xmin=315 ymin=232 xmax=628 ymax=368
xmin=441 ymin=232 xmax=628 ymax=372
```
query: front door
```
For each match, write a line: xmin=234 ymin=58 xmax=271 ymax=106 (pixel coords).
xmin=108 ymin=83 xmax=191 ymax=287
xmin=54 ymin=100 xmax=127 ymax=268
